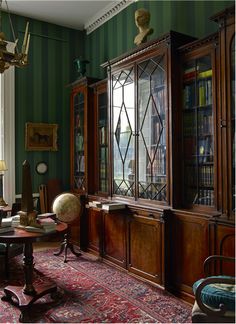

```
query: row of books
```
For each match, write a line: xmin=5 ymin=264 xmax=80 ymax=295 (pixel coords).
xmin=99 ymin=126 xmax=107 ymax=145
xmin=183 ymin=78 xmax=212 ymax=109
xmin=183 ymin=113 xmax=213 ymax=137
xmin=186 ymin=188 xmax=214 ymax=206
xmin=193 ymin=189 xmax=214 ymax=206
xmin=99 ymin=162 xmax=107 ymax=178
xmin=151 ymin=119 xmax=166 ymax=146
xmin=99 ymin=179 xmax=108 ymax=193
xmin=88 ymin=200 xmax=126 ymax=210
xmin=183 ymin=67 xmax=212 ymax=81
xmin=184 ymin=164 xmax=214 ymax=187
xmin=146 ymin=147 xmax=166 ymax=175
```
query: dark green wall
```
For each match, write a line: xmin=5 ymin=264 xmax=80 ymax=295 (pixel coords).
xmin=2 ymin=0 xmax=234 ymax=194
xmin=85 ymin=0 xmax=234 ymax=79
xmin=3 ymin=13 xmax=85 ymax=193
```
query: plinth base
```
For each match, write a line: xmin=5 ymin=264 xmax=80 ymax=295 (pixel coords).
xmin=2 ymin=282 xmax=57 ymax=322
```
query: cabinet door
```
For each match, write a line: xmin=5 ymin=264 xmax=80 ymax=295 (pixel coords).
xmin=112 ymin=67 xmax=135 ymax=198
xmin=226 ymin=29 xmax=235 ymax=217
xmin=112 ymin=55 xmax=168 ymax=203
xmin=103 ymin=212 xmax=126 ymax=268
xmin=182 ymin=52 xmax=216 ymax=208
xmin=229 ymin=35 xmax=235 ymax=215
xmin=168 ymin=211 xmax=209 ymax=302
xmin=95 ymin=82 xmax=108 ymax=194
xmin=71 ymin=87 xmax=86 ymax=193
xmin=211 ymin=5 xmax=235 ymax=219
xmin=87 ymin=208 xmax=102 ymax=255
xmin=127 ymin=212 xmax=164 ymax=285
xmin=137 ymin=56 xmax=167 ymax=202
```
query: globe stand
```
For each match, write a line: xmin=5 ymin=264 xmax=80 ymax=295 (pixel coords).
xmin=54 ymin=233 xmax=81 ymax=263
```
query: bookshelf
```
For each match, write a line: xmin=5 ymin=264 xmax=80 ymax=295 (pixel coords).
xmin=70 ymin=77 xmax=99 ymax=194
xmin=91 ymin=80 xmax=108 ymax=195
xmin=182 ymin=56 xmax=214 ymax=207
xmin=83 ymin=5 xmax=235 ymax=302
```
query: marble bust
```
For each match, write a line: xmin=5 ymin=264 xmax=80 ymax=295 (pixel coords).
xmin=134 ymin=8 xmax=154 ymax=46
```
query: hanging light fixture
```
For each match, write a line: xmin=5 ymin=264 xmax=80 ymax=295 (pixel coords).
xmin=0 ymin=0 xmax=30 ymax=73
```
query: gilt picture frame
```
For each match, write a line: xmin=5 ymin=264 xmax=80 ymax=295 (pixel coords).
xmin=25 ymin=123 xmax=58 ymax=151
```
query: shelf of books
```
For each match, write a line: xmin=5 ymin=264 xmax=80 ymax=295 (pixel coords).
xmin=98 ymin=91 xmax=108 ymax=193
xmin=74 ymin=92 xmax=85 ymax=191
xmin=182 ymin=56 xmax=214 ymax=207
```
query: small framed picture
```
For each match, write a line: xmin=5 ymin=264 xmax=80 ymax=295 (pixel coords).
xmin=25 ymin=122 xmax=58 ymax=151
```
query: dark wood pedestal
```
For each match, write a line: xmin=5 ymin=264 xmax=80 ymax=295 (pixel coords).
xmin=0 ymin=222 xmax=67 ymax=322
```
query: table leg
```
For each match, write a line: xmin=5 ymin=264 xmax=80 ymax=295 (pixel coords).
xmin=23 ymin=242 xmax=36 ymax=295
xmin=1 ymin=241 xmax=57 ymax=322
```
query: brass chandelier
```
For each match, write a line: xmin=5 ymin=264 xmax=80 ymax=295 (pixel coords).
xmin=0 ymin=0 xmax=30 ymax=73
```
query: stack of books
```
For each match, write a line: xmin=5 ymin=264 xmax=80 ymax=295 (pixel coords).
xmin=37 ymin=212 xmax=57 ymax=221
xmin=0 ymin=217 xmax=14 ymax=233
xmin=11 ymin=215 xmax=21 ymax=227
xmin=88 ymin=200 xmax=109 ymax=208
xmin=101 ymin=202 xmax=126 ymax=211
xmin=24 ymin=217 xmax=57 ymax=233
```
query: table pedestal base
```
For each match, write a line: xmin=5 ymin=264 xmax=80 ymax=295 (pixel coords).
xmin=2 ymin=283 xmax=57 ymax=322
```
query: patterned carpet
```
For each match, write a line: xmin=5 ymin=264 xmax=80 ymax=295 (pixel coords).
xmin=0 ymin=249 xmax=192 ymax=323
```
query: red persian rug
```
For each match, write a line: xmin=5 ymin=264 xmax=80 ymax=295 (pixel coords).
xmin=0 ymin=249 xmax=192 ymax=323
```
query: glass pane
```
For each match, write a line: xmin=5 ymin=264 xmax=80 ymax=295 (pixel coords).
xmin=138 ymin=56 xmax=167 ymax=201
xmin=182 ymin=56 xmax=214 ymax=206
xmin=231 ymin=36 xmax=235 ymax=211
xmin=98 ymin=92 xmax=108 ymax=193
xmin=112 ymin=68 xmax=135 ymax=197
xmin=74 ymin=91 xmax=85 ymax=190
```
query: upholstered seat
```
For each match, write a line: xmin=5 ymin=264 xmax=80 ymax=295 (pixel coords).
xmin=192 ymin=255 xmax=235 ymax=323
xmin=0 ymin=202 xmax=23 ymax=279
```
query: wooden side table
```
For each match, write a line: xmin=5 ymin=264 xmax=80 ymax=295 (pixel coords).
xmin=0 ymin=222 xmax=67 ymax=322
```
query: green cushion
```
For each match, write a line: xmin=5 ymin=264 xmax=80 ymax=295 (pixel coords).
xmin=193 ymin=275 xmax=235 ymax=311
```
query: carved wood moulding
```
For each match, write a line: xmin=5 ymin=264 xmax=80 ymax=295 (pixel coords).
xmin=85 ymin=0 xmax=135 ymax=35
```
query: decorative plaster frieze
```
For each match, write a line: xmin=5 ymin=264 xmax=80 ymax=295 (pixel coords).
xmin=84 ymin=0 xmax=136 ymax=35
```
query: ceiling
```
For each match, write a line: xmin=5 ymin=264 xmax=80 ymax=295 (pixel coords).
xmin=2 ymin=0 xmax=120 ymax=31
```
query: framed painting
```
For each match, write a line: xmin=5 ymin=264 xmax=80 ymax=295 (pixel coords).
xmin=25 ymin=123 xmax=58 ymax=151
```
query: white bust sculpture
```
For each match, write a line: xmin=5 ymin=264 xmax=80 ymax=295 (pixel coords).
xmin=134 ymin=8 xmax=154 ymax=46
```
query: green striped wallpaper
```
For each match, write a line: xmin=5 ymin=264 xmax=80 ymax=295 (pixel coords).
xmin=3 ymin=13 xmax=85 ymax=193
xmin=85 ymin=0 xmax=234 ymax=79
xmin=2 ymin=0 xmax=234 ymax=194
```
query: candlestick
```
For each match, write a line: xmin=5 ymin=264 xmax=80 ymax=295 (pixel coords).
xmin=22 ymin=22 xmax=29 ymax=52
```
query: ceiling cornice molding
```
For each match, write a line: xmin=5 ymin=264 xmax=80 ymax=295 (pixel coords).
xmin=84 ymin=0 xmax=135 ymax=35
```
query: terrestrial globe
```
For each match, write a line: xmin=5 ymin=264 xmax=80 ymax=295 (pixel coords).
xmin=52 ymin=192 xmax=81 ymax=223
xmin=52 ymin=192 xmax=82 ymax=263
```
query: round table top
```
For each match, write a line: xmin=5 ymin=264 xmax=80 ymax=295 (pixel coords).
xmin=0 ymin=222 xmax=67 ymax=243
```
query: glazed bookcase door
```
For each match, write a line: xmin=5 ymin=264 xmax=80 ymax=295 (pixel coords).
xmin=137 ymin=55 xmax=166 ymax=201
xmin=97 ymin=87 xmax=108 ymax=194
xmin=72 ymin=89 xmax=86 ymax=192
xmin=112 ymin=67 xmax=135 ymax=198
xmin=112 ymin=55 xmax=167 ymax=203
xmin=182 ymin=55 xmax=214 ymax=207
xmin=230 ymin=36 xmax=235 ymax=213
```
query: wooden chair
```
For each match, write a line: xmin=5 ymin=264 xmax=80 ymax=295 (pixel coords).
xmin=39 ymin=179 xmax=62 ymax=213
xmin=192 ymin=255 xmax=235 ymax=323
